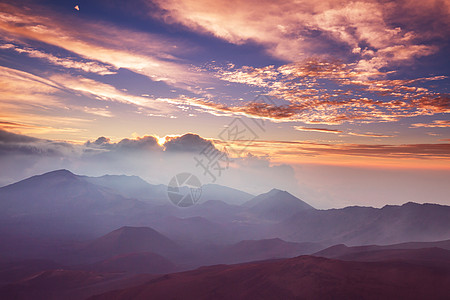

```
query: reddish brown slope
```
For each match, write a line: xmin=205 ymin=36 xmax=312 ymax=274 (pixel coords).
xmin=90 ymin=255 xmax=450 ymax=300
xmin=88 ymin=252 xmax=176 ymax=274
xmin=314 ymin=244 xmax=450 ymax=268
xmin=0 ymin=269 xmax=157 ymax=300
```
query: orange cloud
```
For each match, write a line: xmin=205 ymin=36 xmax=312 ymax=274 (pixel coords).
xmin=204 ymin=59 xmax=450 ymax=124
xmin=0 ymin=43 xmax=116 ymax=75
xmin=150 ymin=0 xmax=448 ymax=72
xmin=294 ymin=127 xmax=342 ymax=134
xmin=214 ymin=139 xmax=450 ymax=168
xmin=411 ymin=120 xmax=450 ymax=128
xmin=347 ymin=132 xmax=395 ymax=138
xmin=293 ymin=126 xmax=395 ymax=138
xmin=0 ymin=2 xmax=206 ymax=88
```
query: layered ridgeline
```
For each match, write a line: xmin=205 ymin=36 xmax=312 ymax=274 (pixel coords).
xmin=0 ymin=169 xmax=449 ymax=249
xmin=0 ymin=170 xmax=449 ymax=299
xmin=2 ymin=238 xmax=450 ymax=300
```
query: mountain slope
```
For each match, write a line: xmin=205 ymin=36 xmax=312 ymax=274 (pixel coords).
xmin=82 ymin=226 xmax=179 ymax=260
xmin=216 ymin=238 xmax=323 ymax=264
xmin=0 ymin=269 xmax=157 ymax=300
xmin=0 ymin=170 xmax=153 ymax=239
xmin=87 ymin=252 xmax=176 ymax=274
xmin=314 ymin=239 xmax=450 ymax=258
xmin=200 ymin=184 xmax=253 ymax=205
xmin=89 ymin=255 xmax=450 ymax=300
xmin=83 ymin=174 xmax=167 ymax=205
xmin=0 ymin=170 xmax=151 ymax=215
xmin=244 ymin=189 xmax=314 ymax=221
xmin=279 ymin=203 xmax=450 ymax=245
xmin=314 ymin=241 xmax=450 ymax=268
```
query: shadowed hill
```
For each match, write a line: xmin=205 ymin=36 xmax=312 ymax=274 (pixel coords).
xmin=244 ymin=189 xmax=314 ymax=221
xmin=89 ymin=255 xmax=450 ymax=300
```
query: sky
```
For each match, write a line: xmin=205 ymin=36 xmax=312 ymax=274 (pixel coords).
xmin=0 ymin=0 xmax=449 ymax=208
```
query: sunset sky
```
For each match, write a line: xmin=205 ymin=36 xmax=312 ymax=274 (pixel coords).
xmin=0 ymin=0 xmax=449 ymax=208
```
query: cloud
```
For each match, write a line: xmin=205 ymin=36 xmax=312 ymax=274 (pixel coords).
xmin=1 ymin=129 xmax=448 ymax=202
xmin=205 ymin=60 xmax=450 ymax=124
xmin=0 ymin=121 xmax=45 ymax=131
xmin=164 ymin=133 xmax=216 ymax=153
xmin=0 ymin=129 xmax=75 ymax=156
xmin=85 ymin=135 xmax=160 ymax=153
xmin=0 ymin=66 xmax=124 ymax=135
xmin=294 ymin=127 xmax=342 ymax=134
xmin=1 ymin=1 xmax=447 ymax=131
xmin=411 ymin=120 xmax=450 ymax=128
xmin=293 ymin=126 xmax=394 ymax=137
xmin=0 ymin=128 xmax=299 ymax=195
xmin=0 ymin=2 xmax=206 ymax=88
xmin=85 ymin=133 xmax=216 ymax=154
xmin=150 ymin=0 xmax=449 ymax=72
xmin=0 ymin=129 xmax=40 ymax=144
xmin=0 ymin=66 xmax=61 ymax=103
xmin=49 ymin=74 xmax=167 ymax=110
xmin=346 ymin=132 xmax=395 ymax=138
xmin=0 ymin=65 xmax=182 ymax=124
xmin=0 ymin=43 xmax=116 ymax=75
xmin=238 ymin=139 xmax=450 ymax=161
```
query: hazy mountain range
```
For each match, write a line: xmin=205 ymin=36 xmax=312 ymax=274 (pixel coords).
xmin=0 ymin=169 xmax=449 ymax=299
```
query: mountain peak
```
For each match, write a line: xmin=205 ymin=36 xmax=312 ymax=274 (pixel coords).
xmin=267 ymin=188 xmax=289 ymax=196
xmin=43 ymin=169 xmax=75 ymax=177
xmin=112 ymin=226 xmax=161 ymax=237
xmin=245 ymin=189 xmax=313 ymax=208
xmin=243 ymin=188 xmax=314 ymax=221
xmin=86 ymin=226 xmax=179 ymax=259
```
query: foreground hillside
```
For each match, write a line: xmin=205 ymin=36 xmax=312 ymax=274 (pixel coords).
xmin=90 ymin=255 xmax=450 ymax=300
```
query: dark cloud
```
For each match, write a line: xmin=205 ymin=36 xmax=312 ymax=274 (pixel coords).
xmin=93 ymin=136 xmax=110 ymax=145
xmin=274 ymin=141 xmax=450 ymax=160
xmin=85 ymin=133 xmax=216 ymax=154
xmin=163 ymin=133 xmax=216 ymax=153
xmin=0 ymin=129 xmax=73 ymax=156
xmin=85 ymin=135 xmax=160 ymax=153
xmin=116 ymin=136 xmax=159 ymax=151
xmin=0 ymin=129 xmax=40 ymax=144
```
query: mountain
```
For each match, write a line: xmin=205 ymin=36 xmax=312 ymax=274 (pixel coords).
xmin=89 ymin=255 xmax=450 ymax=300
xmin=314 ymin=239 xmax=450 ymax=258
xmin=149 ymin=216 xmax=234 ymax=246
xmin=380 ymin=239 xmax=450 ymax=250
xmin=81 ymin=226 xmax=180 ymax=261
xmin=215 ymin=238 xmax=323 ymax=264
xmin=278 ymin=202 xmax=450 ymax=245
xmin=0 ymin=259 xmax=62 ymax=286
xmin=85 ymin=175 xmax=253 ymax=206
xmin=244 ymin=189 xmax=314 ymax=221
xmin=0 ymin=269 xmax=157 ymax=300
xmin=0 ymin=170 xmax=152 ymax=239
xmin=0 ymin=169 xmax=145 ymax=213
xmin=175 ymin=200 xmax=243 ymax=223
xmin=314 ymin=241 xmax=450 ymax=268
xmin=1 ymin=169 xmax=449 ymax=268
xmin=199 ymin=184 xmax=253 ymax=205
xmin=83 ymin=174 xmax=168 ymax=205
xmin=87 ymin=252 xmax=176 ymax=274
